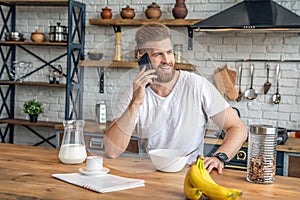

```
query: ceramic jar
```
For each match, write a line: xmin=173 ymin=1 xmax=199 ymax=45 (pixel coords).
xmin=145 ymin=2 xmax=162 ymax=19
xmin=101 ymin=6 xmax=112 ymax=19
xmin=120 ymin=5 xmax=135 ymax=19
xmin=30 ymin=29 xmax=44 ymax=43
xmin=172 ymin=0 xmax=188 ymax=19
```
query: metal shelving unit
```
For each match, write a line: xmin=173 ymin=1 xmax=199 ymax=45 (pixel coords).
xmin=0 ymin=0 xmax=85 ymax=146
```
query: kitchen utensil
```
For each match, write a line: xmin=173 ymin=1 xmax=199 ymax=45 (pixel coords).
xmin=263 ymin=63 xmax=272 ymax=94
xmin=149 ymin=149 xmax=190 ymax=172
xmin=5 ymin=31 xmax=25 ymax=41
xmin=244 ymin=64 xmax=258 ymax=100
xmin=236 ymin=64 xmax=243 ymax=102
xmin=88 ymin=52 xmax=104 ymax=60
xmin=49 ymin=22 xmax=67 ymax=33
xmin=49 ymin=22 xmax=67 ymax=42
xmin=184 ymin=147 xmax=199 ymax=157
xmin=272 ymin=64 xmax=281 ymax=104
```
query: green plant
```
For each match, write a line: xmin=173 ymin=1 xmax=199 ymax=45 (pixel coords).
xmin=23 ymin=99 xmax=44 ymax=115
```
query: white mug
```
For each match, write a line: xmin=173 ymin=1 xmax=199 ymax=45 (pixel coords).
xmin=86 ymin=156 xmax=103 ymax=171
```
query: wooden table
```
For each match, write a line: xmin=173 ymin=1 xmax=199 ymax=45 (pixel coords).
xmin=0 ymin=143 xmax=299 ymax=199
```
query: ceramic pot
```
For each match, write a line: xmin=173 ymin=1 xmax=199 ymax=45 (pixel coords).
xmin=120 ymin=5 xmax=135 ymax=19
xmin=31 ymin=29 xmax=45 ymax=43
xmin=172 ymin=0 xmax=188 ymax=19
xmin=29 ymin=114 xmax=38 ymax=122
xmin=101 ymin=6 xmax=112 ymax=19
xmin=145 ymin=2 xmax=162 ymax=19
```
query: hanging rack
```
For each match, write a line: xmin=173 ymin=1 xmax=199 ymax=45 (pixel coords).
xmin=195 ymin=58 xmax=300 ymax=62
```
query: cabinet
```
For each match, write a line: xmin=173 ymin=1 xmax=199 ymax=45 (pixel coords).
xmin=0 ymin=0 xmax=85 ymax=147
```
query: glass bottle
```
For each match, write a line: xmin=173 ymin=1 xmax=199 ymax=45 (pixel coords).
xmin=247 ymin=124 xmax=277 ymax=184
xmin=58 ymin=120 xmax=87 ymax=164
xmin=174 ymin=44 xmax=183 ymax=63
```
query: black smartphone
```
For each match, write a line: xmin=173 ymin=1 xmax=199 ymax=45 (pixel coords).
xmin=138 ymin=52 xmax=152 ymax=71
xmin=138 ymin=52 xmax=153 ymax=87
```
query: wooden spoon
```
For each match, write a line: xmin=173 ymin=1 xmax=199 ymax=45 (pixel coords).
xmin=263 ymin=63 xmax=271 ymax=94
xmin=236 ymin=65 xmax=243 ymax=102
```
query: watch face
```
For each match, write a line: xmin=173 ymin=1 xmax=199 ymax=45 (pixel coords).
xmin=216 ymin=153 xmax=229 ymax=164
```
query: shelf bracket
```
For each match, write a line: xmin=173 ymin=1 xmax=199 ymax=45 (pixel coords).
xmin=97 ymin=67 xmax=104 ymax=93
xmin=188 ymin=26 xmax=193 ymax=50
xmin=113 ymin=25 xmax=121 ymax=33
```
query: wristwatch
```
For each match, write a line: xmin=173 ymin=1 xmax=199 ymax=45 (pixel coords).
xmin=213 ymin=152 xmax=230 ymax=165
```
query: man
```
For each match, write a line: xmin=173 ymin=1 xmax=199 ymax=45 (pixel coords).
xmin=104 ymin=23 xmax=247 ymax=174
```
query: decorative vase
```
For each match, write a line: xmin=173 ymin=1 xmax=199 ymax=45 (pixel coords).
xmin=145 ymin=2 xmax=162 ymax=19
xmin=101 ymin=6 xmax=112 ymax=19
xmin=120 ymin=5 xmax=135 ymax=19
xmin=172 ymin=0 xmax=188 ymax=19
xmin=29 ymin=114 xmax=38 ymax=123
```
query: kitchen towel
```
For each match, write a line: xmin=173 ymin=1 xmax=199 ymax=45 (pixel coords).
xmin=52 ymin=173 xmax=145 ymax=193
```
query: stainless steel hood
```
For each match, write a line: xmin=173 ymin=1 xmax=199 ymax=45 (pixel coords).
xmin=191 ymin=0 xmax=300 ymax=31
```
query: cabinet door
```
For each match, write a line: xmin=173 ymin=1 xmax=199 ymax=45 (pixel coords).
xmin=284 ymin=152 xmax=300 ymax=178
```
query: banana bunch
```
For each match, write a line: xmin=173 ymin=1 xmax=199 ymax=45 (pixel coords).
xmin=184 ymin=156 xmax=242 ymax=200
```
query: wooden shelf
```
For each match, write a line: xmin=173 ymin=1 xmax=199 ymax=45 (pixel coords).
xmin=0 ymin=0 xmax=69 ymax=6
xmin=0 ymin=119 xmax=61 ymax=128
xmin=0 ymin=80 xmax=66 ymax=87
xmin=0 ymin=41 xmax=67 ymax=46
xmin=79 ymin=60 xmax=196 ymax=71
xmin=89 ymin=19 xmax=202 ymax=26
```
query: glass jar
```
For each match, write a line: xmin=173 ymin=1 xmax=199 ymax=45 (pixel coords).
xmin=58 ymin=120 xmax=87 ymax=164
xmin=246 ymin=124 xmax=277 ymax=184
xmin=174 ymin=44 xmax=183 ymax=63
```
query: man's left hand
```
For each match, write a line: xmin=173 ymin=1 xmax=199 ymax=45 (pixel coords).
xmin=204 ymin=156 xmax=224 ymax=174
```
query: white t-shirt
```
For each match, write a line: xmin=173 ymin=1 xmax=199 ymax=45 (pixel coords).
xmin=114 ymin=70 xmax=229 ymax=163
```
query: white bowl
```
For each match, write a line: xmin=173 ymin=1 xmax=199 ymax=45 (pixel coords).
xmin=149 ymin=149 xmax=190 ymax=173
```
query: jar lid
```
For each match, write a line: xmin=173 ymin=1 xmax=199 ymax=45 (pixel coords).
xmin=250 ymin=124 xmax=276 ymax=135
xmin=148 ymin=2 xmax=160 ymax=8
xmin=122 ymin=5 xmax=134 ymax=11
xmin=102 ymin=6 xmax=111 ymax=11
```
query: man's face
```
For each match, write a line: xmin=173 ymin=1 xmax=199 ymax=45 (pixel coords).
xmin=144 ymin=39 xmax=176 ymax=83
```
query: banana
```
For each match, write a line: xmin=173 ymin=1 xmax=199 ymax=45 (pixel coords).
xmin=184 ymin=168 xmax=202 ymax=200
xmin=189 ymin=157 xmax=242 ymax=200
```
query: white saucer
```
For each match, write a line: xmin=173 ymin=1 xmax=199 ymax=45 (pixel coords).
xmin=79 ymin=167 xmax=110 ymax=176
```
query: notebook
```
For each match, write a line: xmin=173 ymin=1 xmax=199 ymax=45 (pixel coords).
xmin=52 ymin=173 xmax=145 ymax=193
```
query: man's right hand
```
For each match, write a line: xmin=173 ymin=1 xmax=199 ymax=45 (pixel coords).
xmin=132 ymin=67 xmax=156 ymax=105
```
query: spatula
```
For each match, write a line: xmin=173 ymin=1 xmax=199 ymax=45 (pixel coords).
xmin=263 ymin=64 xmax=271 ymax=94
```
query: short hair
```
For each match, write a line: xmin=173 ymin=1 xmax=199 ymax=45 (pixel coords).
xmin=135 ymin=23 xmax=171 ymax=50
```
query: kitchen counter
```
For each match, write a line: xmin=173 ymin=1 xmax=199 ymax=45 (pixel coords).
xmin=0 ymin=143 xmax=300 ymax=199
xmin=204 ymin=137 xmax=300 ymax=153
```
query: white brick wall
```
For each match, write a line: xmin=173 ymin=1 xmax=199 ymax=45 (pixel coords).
xmin=1 ymin=0 xmax=299 ymax=146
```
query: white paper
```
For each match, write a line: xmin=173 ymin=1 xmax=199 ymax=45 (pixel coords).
xmin=52 ymin=173 xmax=145 ymax=193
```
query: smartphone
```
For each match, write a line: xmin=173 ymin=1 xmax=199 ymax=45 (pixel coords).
xmin=138 ymin=52 xmax=152 ymax=71
xmin=138 ymin=53 xmax=153 ymax=87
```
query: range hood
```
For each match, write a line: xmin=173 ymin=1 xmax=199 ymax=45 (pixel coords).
xmin=191 ymin=0 xmax=300 ymax=31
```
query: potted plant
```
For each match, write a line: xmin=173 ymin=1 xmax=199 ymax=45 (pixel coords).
xmin=23 ymin=99 xmax=44 ymax=122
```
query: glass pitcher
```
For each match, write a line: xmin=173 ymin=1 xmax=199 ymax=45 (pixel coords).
xmin=58 ymin=120 xmax=87 ymax=164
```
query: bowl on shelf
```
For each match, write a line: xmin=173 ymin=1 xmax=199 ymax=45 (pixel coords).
xmin=31 ymin=29 xmax=45 ymax=43
xmin=88 ymin=52 xmax=104 ymax=60
xmin=149 ymin=149 xmax=190 ymax=172
xmin=5 ymin=31 xmax=25 ymax=41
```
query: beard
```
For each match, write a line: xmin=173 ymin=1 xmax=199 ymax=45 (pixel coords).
xmin=155 ymin=64 xmax=176 ymax=83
